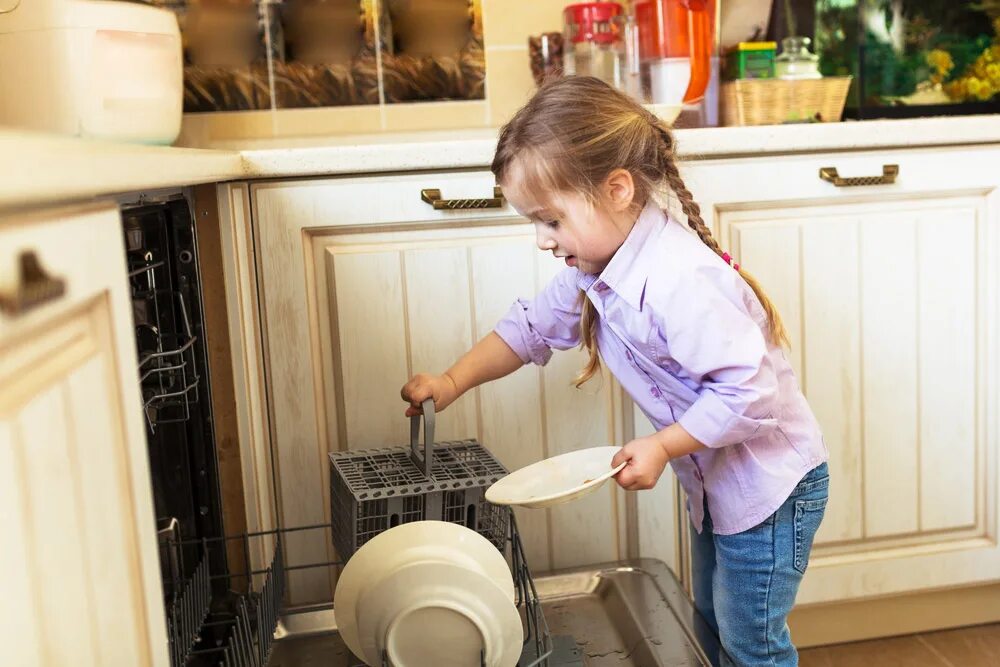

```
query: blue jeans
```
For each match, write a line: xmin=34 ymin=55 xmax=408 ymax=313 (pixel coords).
xmin=690 ymin=463 xmax=829 ymax=667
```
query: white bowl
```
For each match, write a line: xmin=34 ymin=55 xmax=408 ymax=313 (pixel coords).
xmin=485 ymin=446 xmax=626 ymax=509
xmin=333 ymin=521 xmax=515 ymax=662
xmin=356 ymin=561 xmax=523 ymax=667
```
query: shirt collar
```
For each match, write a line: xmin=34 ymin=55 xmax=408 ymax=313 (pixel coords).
xmin=577 ymin=200 xmax=664 ymax=311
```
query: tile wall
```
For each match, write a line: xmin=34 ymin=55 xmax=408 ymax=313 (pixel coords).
xmin=174 ymin=0 xmax=572 ymax=145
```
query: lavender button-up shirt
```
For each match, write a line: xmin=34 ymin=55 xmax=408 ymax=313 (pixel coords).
xmin=495 ymin=202 xmax=828 ymax=534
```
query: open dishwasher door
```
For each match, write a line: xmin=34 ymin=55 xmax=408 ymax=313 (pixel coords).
xmin=267 ymin=557 xmax=726 ymax=667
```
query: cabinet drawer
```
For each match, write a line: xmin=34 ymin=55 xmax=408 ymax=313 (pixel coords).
xmin=682 ymin=144 xmax=1000 ymax=218
xmin=252 ymin=169 xmax=516 ymax=230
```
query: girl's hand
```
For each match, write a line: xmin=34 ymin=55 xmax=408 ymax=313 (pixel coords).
xmin=400 ymin=373 xmax=460 ymax=417
xmin=612 ymin=435 xmax=670 ymax=491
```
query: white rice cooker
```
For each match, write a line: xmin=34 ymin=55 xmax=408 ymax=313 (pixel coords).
xmin=0 ymin=0 xmax=184 ymax=144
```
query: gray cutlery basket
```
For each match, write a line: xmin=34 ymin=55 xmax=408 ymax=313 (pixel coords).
xmin=329 ymin=399 xmax=509 ymax=560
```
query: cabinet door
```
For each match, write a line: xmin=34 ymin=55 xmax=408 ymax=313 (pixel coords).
xmin=251 ymin=172 xmax=633 ymax=604
xmin=679 ymin=146 xmax=1000 ymax=605
xmin=0 ymin=205 xmax=168 ymax=667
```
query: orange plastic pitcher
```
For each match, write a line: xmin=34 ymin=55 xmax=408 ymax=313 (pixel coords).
xmin=635 ymin=0 xmax=714 ymax=103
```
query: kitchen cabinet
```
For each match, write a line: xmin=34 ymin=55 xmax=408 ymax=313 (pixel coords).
xmin=677 ymin=145 xmax=1000 ymax=627
xmin=0 ymin=205 xmax=168 ymax=666
xmin=243 ymin=171 xmax=639 ymax=605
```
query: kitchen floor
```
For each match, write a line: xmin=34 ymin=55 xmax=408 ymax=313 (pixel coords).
xmin=799 ymin=623 xmax=1000 ymax=666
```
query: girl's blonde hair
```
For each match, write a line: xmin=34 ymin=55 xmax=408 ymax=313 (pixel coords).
xmin=491 ymin=76 xmax=788 ymax=387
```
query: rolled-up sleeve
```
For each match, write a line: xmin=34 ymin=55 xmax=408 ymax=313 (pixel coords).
xmin=657 ymin=264 xmax=779 ymax=448
xmin=494 ymin=268 xmax=583 ymax=366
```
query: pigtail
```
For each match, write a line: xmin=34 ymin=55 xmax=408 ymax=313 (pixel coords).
xmin=653 ymin=122 xmax=789 ymax=348
xmin=574 ymin=293 xmax=602 ymax=387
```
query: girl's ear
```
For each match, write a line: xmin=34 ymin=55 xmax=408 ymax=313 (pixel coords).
xmin=602 ymin=168 xmax=636 ymax=212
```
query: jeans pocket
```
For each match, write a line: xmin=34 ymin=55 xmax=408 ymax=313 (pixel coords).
xmin=793 ymin=497 xmax=827 ymax=574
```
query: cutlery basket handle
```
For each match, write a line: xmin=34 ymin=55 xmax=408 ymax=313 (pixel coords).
xmin=409 ymin=398 xmax=436 ymax=478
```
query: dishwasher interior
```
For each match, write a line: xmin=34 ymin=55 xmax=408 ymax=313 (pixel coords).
xmin=121 ymin=195 xmax=726 ymax=667
xmin=266 ymin=559 xmax=725 ymax=667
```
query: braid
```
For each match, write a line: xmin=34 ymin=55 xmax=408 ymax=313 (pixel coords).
xmin=574 ymin=292 xmax=601 ymax=388
xmin=650 ymin=122 xmax=721 ymax=255
xmin=653 ymin=121 xmax=790 ymax=348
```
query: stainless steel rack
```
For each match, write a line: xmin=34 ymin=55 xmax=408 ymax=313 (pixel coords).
xmin=128 ymin=254 xmax=201 ymax=432
xmin=161 ymin=509 xmax=552 ymax=667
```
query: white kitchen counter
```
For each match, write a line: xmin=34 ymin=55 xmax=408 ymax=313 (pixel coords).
xmin=233 ymin=114 xmax=1000 ymax=177
xmin=3 ymin=114 xmax=999 ymax=210
xmin=0 ymin=127 xmax=243 ymax=210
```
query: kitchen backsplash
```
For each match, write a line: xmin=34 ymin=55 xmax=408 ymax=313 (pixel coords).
xmin=157 ymin=0 xmax=568 ymax=145
xmin=179 ymin=1 xmax=483 ymax=111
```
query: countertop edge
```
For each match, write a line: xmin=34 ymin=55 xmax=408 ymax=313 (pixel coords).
xmin=3 ymin=114 xmax=999 ymax=211
xmin=237 ymin=115 xmax=1000 ymax=179
xmin=1 ymin=128 xmax=244 ymax=212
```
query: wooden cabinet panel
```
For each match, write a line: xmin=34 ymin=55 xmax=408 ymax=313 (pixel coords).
xmin=917 ymin=214 xmax=977 ymax=532
xmin=469 ymin=239 xmax=553 ymax=571
xmin=0 ymin=205 xmax=168 ymax=666
xmin=859 ymin=216 xmax=919 ymax=538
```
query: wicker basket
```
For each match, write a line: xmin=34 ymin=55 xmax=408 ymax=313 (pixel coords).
xmin=721 ymin=76 xmax=852 ymax=126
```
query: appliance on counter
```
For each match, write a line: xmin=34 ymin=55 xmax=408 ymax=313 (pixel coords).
xmin=0 ymin=0 xmax=183 ymax=143
xmin=562 ymin=2 xmax=627 ymax=89
xmin=632 ymin=0 xmax=719 ymax=126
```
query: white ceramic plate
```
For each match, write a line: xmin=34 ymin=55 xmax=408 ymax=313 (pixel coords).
xmin=485 ymin=446 xmax=626 ymax=509
xmin=356 ymin=561 xmax=523 ymax=667
xmin=334 ymin=521 xmax=515 ymax=662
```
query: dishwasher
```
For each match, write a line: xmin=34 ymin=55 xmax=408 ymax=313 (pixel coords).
xmin=121 ymin=193 xmax=726 ymax=667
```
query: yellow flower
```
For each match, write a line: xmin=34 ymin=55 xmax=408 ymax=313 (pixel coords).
xmin=967 ymin=78 xmax=982 ymax=97
xmin=988 ymin=63 xmax=1000 ymax=83
xmin=926 ymin=48 xmax=954 ymax=75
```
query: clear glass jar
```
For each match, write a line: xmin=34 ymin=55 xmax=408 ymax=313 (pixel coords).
xmin=776 ymin=36 xmax=822 ymax=80
xmin=563 ymin=2 xmax=625 ymax=88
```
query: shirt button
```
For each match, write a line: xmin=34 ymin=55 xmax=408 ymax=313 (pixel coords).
xmin=595 ymin=281 xmax=609 ymax=292
xmin=625 ymin=349 xmax=634 ymax=361
xmin=650 ymin=385 xmax=662 ymax=398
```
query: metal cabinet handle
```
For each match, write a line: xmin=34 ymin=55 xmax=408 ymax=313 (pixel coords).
xmin=819 ymin=164 xmax=899 ymax=187
xmin=0 ymin=250 xmax=66 ymax=316
xmin=421 ymin=186 xmax=505 ymax=210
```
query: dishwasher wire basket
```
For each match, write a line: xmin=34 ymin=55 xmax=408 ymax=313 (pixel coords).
xmin=162 ymin=510 xmax=552 ymax=667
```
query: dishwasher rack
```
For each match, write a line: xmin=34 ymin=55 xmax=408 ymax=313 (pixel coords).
xmin=161 ymin=509 xmax=553 ymax=667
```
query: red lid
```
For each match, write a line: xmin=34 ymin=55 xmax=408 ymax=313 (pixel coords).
xmin=564 ymin=2 xmax=623 ymax=44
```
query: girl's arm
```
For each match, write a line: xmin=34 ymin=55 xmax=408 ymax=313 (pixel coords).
xmin=401 ymin=332 xmax=524 ymax=416
xmin=402 ymin=267 xmax=583 ymax=416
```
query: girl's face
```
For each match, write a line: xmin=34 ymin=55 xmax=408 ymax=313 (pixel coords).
xmin=502 ymin=160 xmax=637 ymax=275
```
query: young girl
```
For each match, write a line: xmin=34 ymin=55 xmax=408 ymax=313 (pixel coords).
xmin=400 ymin=76 xmax=829 ymax=666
